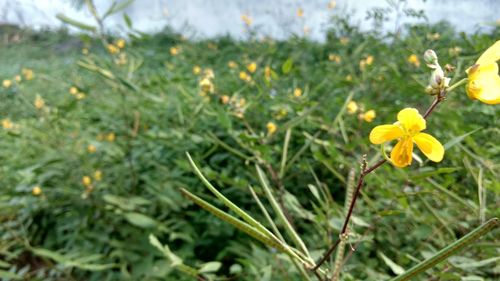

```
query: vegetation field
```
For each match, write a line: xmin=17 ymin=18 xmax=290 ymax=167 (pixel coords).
xmin=0 ymin=4 xmax=499 ymax=281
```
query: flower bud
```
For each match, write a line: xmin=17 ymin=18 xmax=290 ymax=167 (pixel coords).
xmin=429 ymin=66 xmax=444 ymax=88
xmin=424 ymin=49 xmax=438 ymax=66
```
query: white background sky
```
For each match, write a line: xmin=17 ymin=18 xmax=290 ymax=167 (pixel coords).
xmin=1 ymin=0 xmax=498 ymax=40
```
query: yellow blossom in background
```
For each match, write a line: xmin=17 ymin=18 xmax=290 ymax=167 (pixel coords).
xmin=22 ymin=68 xmax=34 ymax=80
xmin=82 ymin=176 xmax=92 ymax=187
xmin=293 ymin=87 xmax=302 ymax=97
xmin=297 ymin=8 xmax=304 ymax=18
xmin=107 ymin=132 xmax=116 ymax=142
xmin=228 ymin=61 xmax=238 ymax=69
xmin=115 ymin=53 xmax=127 ymax=65
xmin=32 ymin=186 xmax=42 ymax=196
xmin=328 ymin=54 xmax=341 ymax=63
xmin=3 ymin=79 xmax=12 ymax=88
xmin=239 ymin=71 xmax=251 ymax=82
xmin=2 ymin=118 xmax=13 ymax=129
xmin=465 ymin=40 xmax=500 ymax=104
xmin=328 ymin=0 xmax=336 ymax=9
xmin=199 ymin=77 xmax=215 ymax=94
xmin=69 ymin=87 xmax=78 ymax=95
xmin=266 ymin=122 xmax=277 ymax=135
xmin=347 ymin=101 xmax=358 ymax=114
xmin=76 ymin=93 xmax=86 ymax=100
xmin=116 ymin=38 xmax=126 ymax=49
xmin=221 ymin=95 xmax=230 ymax=104
xmin=369 ymin=108 xmax=444 ymax=168
xmin=361 ymin=109 xmax=376 ymax=122
xmin=247 ymin=62 xmax=257 ymax=73
xmin=340 ymin=37 xmax=349 ymax=45
xmin=193 ymin=65 xmax=201 ymax=75
xmin=241 ymin=14 xmax=252 ymax=26
xmin=107 ymin=44 xmax=119 ymax=54
xmin=264 ymin=66 xmax=272 ymax=81
xmin=359 ymin=56 xmax=374 ymax=71
xmin=365 ymin=55 xmax=374 ymax=65
xmin=449 ymin=46 xmax=462 ymax=57
xmin=170 ymin=46 xmax=180 ymax=56
xmin=34 ymin=95 xmax=45 ymax=109
xmin=15 ymin=75 xmax=21 ymax=82
xmin=345 ymin=74 xmax=353 ymax=81
xmin=82 ymin=48 xmax=89 ymax=55
xmin=428 ymin=32 xmax=440 ymax=41
xmin=203 ymin=68 xmax=215 ymax=79
xmin=407 ymin=54 xmax=420 ymax=67
xmin=87 ymin=144 xmax=97 ymax=153
xmin=94 ymin=170 xmax=102 ymax=181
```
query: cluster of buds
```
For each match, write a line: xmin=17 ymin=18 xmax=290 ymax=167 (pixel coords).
xmin=199 ymin=68 xmax=215 ymax=96
xmin=424 ymin=50 xmax=450 ymax=95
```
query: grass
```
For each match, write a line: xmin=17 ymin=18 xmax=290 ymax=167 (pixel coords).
xmin=0 ymin=17 xmax=499 ymax=281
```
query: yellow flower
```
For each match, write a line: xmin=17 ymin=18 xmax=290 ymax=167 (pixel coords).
xmin=241 ymin=14 xmax=252 ymax=26
xmin=221 ymin=95 xmax=230 ymax=104
xmin=369 ymin=108 xmax=444 ymax=168
xmin=94 ymin=170 xmax=102 ymax=181
xmin=87 ymin=144 xmax=97 ymax=153
xmin=82 ymin=176 xmax=92 ymax=186
xmin=76 ymin=93 xmax=86 ymax=100
xmin=365 ymin=55 xmax=374 ymax=65
xmin=247 ymin=62 xmax=257 ymax=73
xmin=82 ymin=48 xmax=89 ymax=55
xmin=15 ymin=75 xmax=22 ymax=82
xmin=328 ymin=0 xmax=336 ymax=9
xmin=340 ymin=37 xmax=349 ymax=45
xmin=347 ymin=101 xmax=358 ymax=114
xmin=22 ymin=68 xmax=34 ymax=80
xmin=107 ymin=44 xmax=119 ymax=55
xmin=297 ymin=8 xmax=304 ymax=18
xmin=361 ymin=109 xmax=376 ymax=122
xmin=264 ymin=66 xmax=272 ymax=81
xmin=3 ymin=79 xmax=12 ymax=88
xmin=345 ymin=74 xmax=353 ymax=81
xmin=266 ymin=122 xmax=277 ymax=135
xmin=32 ymin=186 xmax=42 ymax=196
xmin=239 ymin=71 xmax=251 ymax=82
xmin=199 ymin=77 xmax=214 ymax=93
xmin=228 ymin=61 xmax=238 ymax=69
xmin=407 ymin=54 xmax=420 ymax=67
xmin=69 ymin=87 xmax=78 ymax=95
xmin=2 ymin=118 xmax=13 ymax=129
xmin=106 ymin=132 xmax=116 ymax=142
xmin=328 ymin=54 xmax=341 ymax=63
xmin=34 ymin=95 xmax=45 ymax=109
xmin=294 ymin=87 xmax=302 ymax=97
xmin=170 ymin=46 xmax=180 ymax=56
xmin=193 ymin=65 xmax=201 ymax=75
xmin=116 ymin=38 xmax=126 ymax=49
xmin=465 ymin=40 xmax=500 ymax=105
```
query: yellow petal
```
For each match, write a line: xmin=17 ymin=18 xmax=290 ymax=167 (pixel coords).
xmin=413 ymin=133 xmax=444 ymax=163
xmin=466 ymin=63 xmax=500 ymax=105
xmin=476 ymin=40 xmax=500 ymax=66
xmin=390 ymin=137 xmax=413 ymax=168
xmin=369 ymin=124 xmax=404 ymax=144
xmin=397 ymin=108 xmax=426 ymax=133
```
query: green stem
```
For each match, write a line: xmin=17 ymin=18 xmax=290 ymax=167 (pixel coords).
xmin=389 ymin=218 xmax=498 ymax=281
xmin=446 ymin=78 xmax=467 ymax=93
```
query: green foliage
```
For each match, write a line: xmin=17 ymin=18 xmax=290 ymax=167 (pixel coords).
xmin=0 ymin=11 xmax=499 ymax=281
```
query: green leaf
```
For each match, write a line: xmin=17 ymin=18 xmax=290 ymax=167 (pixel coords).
xmin=123 ymin=13 xmax=133 ymax=28
xmin=378 ymin=252 xmax=405 ymax=275
xmin=198 ymin=261 xmax=222 ymax=273
xmin=444 ymin=128 xmax=481 ymax=150
xmin=282 ymin=58 xmax=293 ymax=74
xmin=56 ymin=13 xmax=96 ymax=32
xmin=124 ymin=212 xmax=157 ymax=228
xmin=0 ymin=270 xmax=22 ymax=280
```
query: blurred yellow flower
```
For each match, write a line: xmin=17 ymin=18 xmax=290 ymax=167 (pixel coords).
xmin=22 ymin=68 xmax=34 ymax=80
xmin=115 ymin=53 xmax=127 ymax=65
xmin=328 ymin=54 xmax=341 ymax=63
xmin=428 ymin=32 xmax=440 ymax=41
xmin=294 ymin=87 xmax=302 ymax=97
xmin=345 ymin=74 xmax=353 ymax=81
xmin=76 ymin=93 xmax=86 ymax=100
xmin=297 ymin=8 xmax=304 ymax=18
xmin=449 ymin=46 xmax=462 ymax=57
xmin=264 ymin=66 xmax=272 ymax=81
xmin=32 ymin=186 xmax=42 ymax=196
xmin=328 ymin=0 xmax=337 ymax=9
xmin=3 ymin=79 xmax=12 ymax=88
xmin=82 ymin=48 xmax=89 ymax=55
xmin=170 ymin=46 xmax=180 ymax=56
xmin=199 ymin=77 xmax=215 ymax=94
xmin=69 ymin=87 xmax=78 ymax=95
xmin=116 ymin=38 xmax=126 ymax=49
xmin=347 ymin=101 xmax=358 ymax=114
xmin=365 ymin=55 xmax=374 ymax=65
xmin=239 ymin=71 xmax=251 ymax=82
xmin=241 ymin=14 xmax=252 ymax=26
xmin=228 ymin=61 xmax=238 ymax=69
xmin=266 ymin=122 xmax=277 ymax=135
xmin=203 ymin=68 xmax=215 ymax=79
xmin=221 ymin=95 xmax=230 ymax=104
xmin=94 ymin=170 xmax=102 ymax=181
xmin=107 ymin=44 xmax=119 ymax=54
xmin=465 ymin=40 xmax=500 ymax=104
xmin=369 ymin=108 xmax=444 ymax=168
xmin=87 ymin=144 xmax=97 ymax=153
xmin=340 ymin=37 xmax=349 ymax=45
xmin=2 ymin=118 xmax=13 ymax=129
xmin=82 ymin=176 xmax=92 ymax=187
xmin=34 ymin=95 xmax=45 ymax=109
xmin=361 ymin=109 xmax=376 ymax=122
xmin=247 ymin=62 xmax=257 ymax=73
xmin=15 ymin=75 xmax=21 ymax=82
xmin=106 ymin=132 xmax=116 ymax=142
xmin=193 ymin=65 xmax=201 ymax=75
xmin=407 ymin=54 xmax=420 ymax=67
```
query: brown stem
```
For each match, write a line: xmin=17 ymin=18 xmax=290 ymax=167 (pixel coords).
xmin=313 ymin=92 xmax=445 ymax=272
